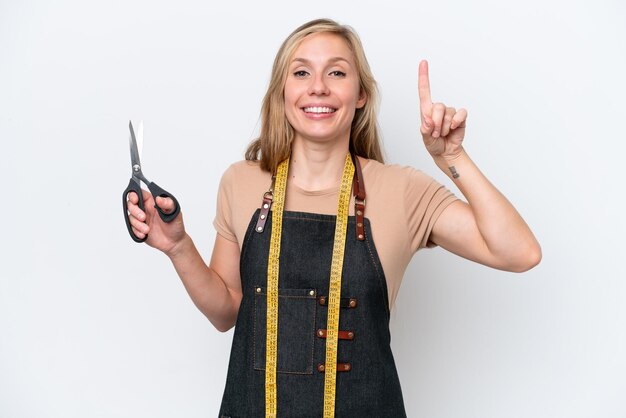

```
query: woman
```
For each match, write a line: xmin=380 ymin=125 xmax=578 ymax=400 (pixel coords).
xmin=126 ymin=18 xmax=541 ymax=418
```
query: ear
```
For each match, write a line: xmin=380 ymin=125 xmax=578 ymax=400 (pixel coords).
xmin=356 ymin=89 xmax=367 ymax=109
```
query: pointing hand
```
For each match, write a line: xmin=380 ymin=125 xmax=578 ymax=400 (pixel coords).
xmin=418 ymin=60 xmax=468 ymax=161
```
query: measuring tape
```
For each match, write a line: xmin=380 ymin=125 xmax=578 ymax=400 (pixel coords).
xmin=265 ymin=154 xmax=354 ymax=418
xmin=322 ymin=154 xmax=354 ymax=417
xmin=265 ymin=158 xmax=288 ymax=418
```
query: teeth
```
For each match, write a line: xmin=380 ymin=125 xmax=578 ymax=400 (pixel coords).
xmin=304 ymin=106 xmax=336 ymax=114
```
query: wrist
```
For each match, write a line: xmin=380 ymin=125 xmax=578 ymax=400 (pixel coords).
xmin=433 ymin=148 xmax=467 ymax=175
xmin=166 ymin=233 xmax=194 ymax=260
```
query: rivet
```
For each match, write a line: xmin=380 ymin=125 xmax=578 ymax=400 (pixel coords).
xmin=356 ymin=210 xmax=362 ymax=216
xmin=357 ymin=222 xmax=363 ymax=227
xmin=263 ymin=203 xmax=269 ymax=209
xmin=318 ymin=364 xmax=325 ymax=372
xmin=348 ymin=332 xmax=354 ymax=339
xmin=344 ymin=364 xmax=351 ymax=371
xmin=349 ymin=300 xmax=356 ymax=308
xmin=358 ymin=234 xmax=364 ymax=240
xmin=260 ymin=214 xmax=266 ymax=220
xmin=317 ymin=329 xmax=324 ymax=337
xmin=320 ymin=297 xmax=326 ymax=305
xmin=256 ymin=287 xmax=262 ymax=293
xmin=257 ymin=227 xmax=263 ymax=232
xmin=309 ymin=290 xmax=315 ymax=296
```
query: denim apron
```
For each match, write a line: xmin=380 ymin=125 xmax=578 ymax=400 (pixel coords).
xmin=218 ymin=168 xmax=407 ymax=417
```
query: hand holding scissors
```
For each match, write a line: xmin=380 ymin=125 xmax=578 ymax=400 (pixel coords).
xmin=123 ymin=121 xmax=181 ymax=243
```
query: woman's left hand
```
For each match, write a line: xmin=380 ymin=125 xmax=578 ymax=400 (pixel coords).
xmin=418 ymin=60 xmax=468 ymax=162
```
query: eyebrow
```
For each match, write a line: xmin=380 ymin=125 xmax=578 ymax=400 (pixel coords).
xmin=291 ymin=57 xmax=352 ymax=66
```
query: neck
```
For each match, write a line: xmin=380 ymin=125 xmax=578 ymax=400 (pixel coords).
xmin=289 ymin=136 xmax=350 ymax=191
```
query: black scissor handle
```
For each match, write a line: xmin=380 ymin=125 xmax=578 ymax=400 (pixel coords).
xmin=147 ymin=181 xmax=181 ymax=223
xmin=123 ymin=179 xmax=147 ymax=243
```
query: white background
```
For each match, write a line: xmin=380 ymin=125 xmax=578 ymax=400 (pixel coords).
xmin=1 ymin=1 xmax=625 ymax=417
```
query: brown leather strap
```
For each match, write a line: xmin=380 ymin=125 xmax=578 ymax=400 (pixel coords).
xmin=316 ymin=329 xmax=355 ymax=340
xmin=317 ymin=362 xmax=351 ymax=372
xmin=352 ymin=155 xmax=366 ymax=241
xmin=318 ymin=296 xmax=358 ymax=309
xmin=352 ymin=154 xmax=366 ymax=202
xmin=255 ymin=192 xmax=273 ymax=233
xmin=255 ymin=175 xmax=276 ymax=234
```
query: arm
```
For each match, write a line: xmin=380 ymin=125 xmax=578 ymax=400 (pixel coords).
xmin=127 ymin=191 xmax=242 ymax=331
xmin=429 ymin=151 xmax=541 ymax=272
xmin=417 ymin=60 xmax=541 ymax=272
xmin=168 ymin=233 xmax=242 ymax=332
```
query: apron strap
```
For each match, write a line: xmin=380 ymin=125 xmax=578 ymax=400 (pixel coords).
xmin=255 ymin=174 xmax=276 ymax=234
xmin=352 ymin=155 xmax=366 ymax=241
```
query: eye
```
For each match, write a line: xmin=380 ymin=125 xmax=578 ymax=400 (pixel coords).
xmin=329 ymin=70 xmax=346 ymax=77
xmin=293 ymin=70 xmax=309 ymax=77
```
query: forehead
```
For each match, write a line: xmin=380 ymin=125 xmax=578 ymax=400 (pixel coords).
xmin=290 ymin=32 xmax=355 ymax=64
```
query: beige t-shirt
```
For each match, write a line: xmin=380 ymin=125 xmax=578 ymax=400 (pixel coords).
xmin=213 ymin=158 xmax=458 ymax=310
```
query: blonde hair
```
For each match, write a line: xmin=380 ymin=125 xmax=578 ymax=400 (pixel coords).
xmin=245 ymin=18 xmax=384 ymax=173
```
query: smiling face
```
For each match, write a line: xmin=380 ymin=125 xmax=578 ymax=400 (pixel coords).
xmin=284 ymin=32 xmax=367 ymax=147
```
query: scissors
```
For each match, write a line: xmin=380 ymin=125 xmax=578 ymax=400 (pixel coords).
xmin=122 ymin=120 xmax=180 ymax=243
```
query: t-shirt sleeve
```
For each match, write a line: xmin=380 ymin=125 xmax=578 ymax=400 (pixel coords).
xmin=404 ymin=168 xmax=458 ymax=252
xmin=213 ymin=164 xmax=238 ymax=243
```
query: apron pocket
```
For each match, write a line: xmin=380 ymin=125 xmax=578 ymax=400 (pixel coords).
xmin=253 ymin=286 xmax=317 ymax=374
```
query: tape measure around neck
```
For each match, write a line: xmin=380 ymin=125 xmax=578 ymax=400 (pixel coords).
xmin=265 ymin=154 xmax=355 ymax=418
xmin=265 ymin=158 xmax=288 ymax=418
xmin=322 ymin=154 xmax=355 ymax=417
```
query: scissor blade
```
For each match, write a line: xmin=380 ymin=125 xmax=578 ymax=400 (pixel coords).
xmin=128 ymin=120 xmax=142 ymax=167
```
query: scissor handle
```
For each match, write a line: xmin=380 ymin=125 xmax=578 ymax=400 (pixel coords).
xmin=146 ymin=181 xmax=181 ymax=223
xmin=123 ymin=178 xmax=147 ymax=243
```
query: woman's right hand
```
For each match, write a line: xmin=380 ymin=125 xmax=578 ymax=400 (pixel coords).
xmin=126 ymin=190 xmax=187 ymax=256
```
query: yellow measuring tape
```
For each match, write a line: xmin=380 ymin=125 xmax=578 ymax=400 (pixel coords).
xmin=265 ymin=154 xmax=355 ymax=418
xmin=265 ymin=158 xmax=288 ymax=418
xmin=322 ymin=154 xmax=355 ymax=418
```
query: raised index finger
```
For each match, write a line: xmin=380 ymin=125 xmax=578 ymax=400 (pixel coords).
xmin=418 ymin=60 xmax=432 ymax=114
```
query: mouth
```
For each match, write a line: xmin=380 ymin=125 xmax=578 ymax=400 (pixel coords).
xmin=302 ymin=106 xmax=337 ymax=114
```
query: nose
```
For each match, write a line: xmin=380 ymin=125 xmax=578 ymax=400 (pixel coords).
xmin=308 ymin=74 xmax=329 ymax=96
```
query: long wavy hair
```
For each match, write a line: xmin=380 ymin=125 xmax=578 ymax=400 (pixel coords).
xmin=245 ymin=18 xmax=384 ymax=173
